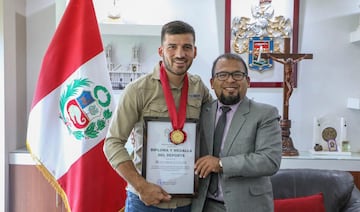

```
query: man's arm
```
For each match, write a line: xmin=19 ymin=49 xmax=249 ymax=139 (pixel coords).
xmin=195 ymin=104 xmax=282 ymax=179
xmin=221 ymin=105 xmax=282 ymax=177
xmin=104 ymin=82 xmax=171 ymax=206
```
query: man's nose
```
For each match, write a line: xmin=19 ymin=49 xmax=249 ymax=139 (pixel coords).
xmin=175 ymin=48 xmax=186 ymax=57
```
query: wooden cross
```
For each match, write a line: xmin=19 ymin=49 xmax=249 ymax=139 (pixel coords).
xmin=263 ymin=37 xmax=313 ymax=156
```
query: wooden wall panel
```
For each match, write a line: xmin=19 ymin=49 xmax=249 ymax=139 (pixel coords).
xmin=9 ymin=165 xmax=65 ymax=212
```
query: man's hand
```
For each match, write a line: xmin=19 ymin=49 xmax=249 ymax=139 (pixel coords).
xmin=137 ymin=181 xmax=172 ymax=206
xmin=194 ymin=155 xmax=221 ymax=178
xmin=116 ymin=161 xmax=172 ymax=206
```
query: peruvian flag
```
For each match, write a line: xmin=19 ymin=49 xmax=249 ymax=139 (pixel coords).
xmin=26 ymin=0 xmax=126 ymax=211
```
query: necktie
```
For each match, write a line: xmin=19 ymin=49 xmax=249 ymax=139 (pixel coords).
xmin=209 ymin=106 xmax=231 ymax=196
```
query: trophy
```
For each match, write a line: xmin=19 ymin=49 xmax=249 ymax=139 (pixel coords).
xmin=108 ymin=0 xmax=121 ymax=20
xmin=105 ymin=44 xmax=115 ymax=71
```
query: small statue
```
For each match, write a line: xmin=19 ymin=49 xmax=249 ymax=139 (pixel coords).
xmin=314 ymin=144 xmax=323 ymax=151
xmin=129 ymin=45 xmax=140 ymax=72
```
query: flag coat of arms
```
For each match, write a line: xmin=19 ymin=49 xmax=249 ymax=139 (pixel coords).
xmin=26 ymin=0 xmax=126 ymax=211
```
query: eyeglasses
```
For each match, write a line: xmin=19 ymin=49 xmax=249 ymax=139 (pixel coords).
xmin=214 ymin=71 xmax=247 ymax=81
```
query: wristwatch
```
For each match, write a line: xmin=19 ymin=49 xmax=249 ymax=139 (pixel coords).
xmin=219 ymin=159 xmax=223 ymax=168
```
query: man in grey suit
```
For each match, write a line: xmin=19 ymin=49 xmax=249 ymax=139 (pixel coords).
xmin=191 ymin=53 xmax=282 ymax=212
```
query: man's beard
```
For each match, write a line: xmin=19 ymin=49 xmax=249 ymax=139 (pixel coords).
xmin=219 ymin=93 xmax=241 ymax=105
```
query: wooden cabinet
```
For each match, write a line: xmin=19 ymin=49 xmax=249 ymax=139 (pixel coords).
xmin=350 ymin=171 xmax=360 ymax=189
xmin=9 ymin=165 xmax=66 ymax=212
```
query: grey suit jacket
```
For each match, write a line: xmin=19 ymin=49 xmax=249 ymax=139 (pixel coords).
xmin=191 ymin=96 xmax=282 ymax=212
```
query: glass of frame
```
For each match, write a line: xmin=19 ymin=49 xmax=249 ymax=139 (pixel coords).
xmin=142 ymin=117 xmax=200 ymax=197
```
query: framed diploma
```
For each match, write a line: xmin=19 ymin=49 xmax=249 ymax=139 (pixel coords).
xmin=142 ymin=117 xmax=199 ymax=197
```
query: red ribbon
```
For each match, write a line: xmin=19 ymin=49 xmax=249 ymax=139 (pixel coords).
xmin=159 ymin=62 xmax=188 ymax=131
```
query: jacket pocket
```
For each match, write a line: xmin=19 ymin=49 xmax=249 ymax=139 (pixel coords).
xmin=187 ymin=100 xmax=202 ymax=118
xmin=249 ymin=183 xmax=272 ymax=196
xmin=146 ymin=103 xmax=168 ymax=117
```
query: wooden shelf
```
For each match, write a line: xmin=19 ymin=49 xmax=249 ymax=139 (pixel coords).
xmin=99 ymin=23 xmax=162 ymax=36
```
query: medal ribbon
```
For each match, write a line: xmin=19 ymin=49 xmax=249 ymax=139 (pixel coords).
xmin=159 ymin=62 xmax=188 ymax=131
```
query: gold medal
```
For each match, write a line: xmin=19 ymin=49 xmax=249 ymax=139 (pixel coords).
xmin=170 ymin=129 xmax=186 ymax=145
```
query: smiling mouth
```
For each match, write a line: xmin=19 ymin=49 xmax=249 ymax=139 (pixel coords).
xmin=224 ymin=87 xmax=237 ymax=91
xmin=174 ymin=63 xmax=186 ymax=69
xmin=175 ymin=61 xmax=186 ymax=65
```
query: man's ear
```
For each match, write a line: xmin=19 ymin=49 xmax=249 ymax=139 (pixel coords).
xmin=158 ymin=46 xmax=163 ymax=57
xmin=210 ymin=78 xmax=214 ymax=89
xmin=246 ymin=76 xmax=250 ymax=87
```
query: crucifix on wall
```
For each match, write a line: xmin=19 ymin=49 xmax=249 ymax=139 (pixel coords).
xmin=263 ymin=37 xmax=313 ymax=156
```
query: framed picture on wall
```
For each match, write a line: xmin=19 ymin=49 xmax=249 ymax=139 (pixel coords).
xmin=224 ymin=0 xmax=299 ymax=88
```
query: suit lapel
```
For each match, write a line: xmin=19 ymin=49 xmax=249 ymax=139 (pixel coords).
xmin=202 ymin=101 xmax=217 ymax=155
xmin=222 ymin=97 xmax=250 ymax=156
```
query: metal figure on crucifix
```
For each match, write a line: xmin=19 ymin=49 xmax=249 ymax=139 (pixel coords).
xmin=263 ymin=37 xmax=313 ymax=156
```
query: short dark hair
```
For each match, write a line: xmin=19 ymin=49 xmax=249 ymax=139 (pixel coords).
xmin=211 ymin=53 xmax=248 ymax=78
xmin=161 ymin=20 xmax=195 ymax=44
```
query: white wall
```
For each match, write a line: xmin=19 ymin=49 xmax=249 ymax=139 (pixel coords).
xmin=23 ymin=0 xmax=360 ymax=155
xmin=290 ymin=0 xmax=360 ymax=152
xmin=26 ymin=1 xmax=55 ymax=116
xmin=0 ymin=0 xmax=5 ymax=210
xmin=1 ymin=0 xmax=27 ymax=211
xmin=232 ymin=0 xmax=360 ymax=153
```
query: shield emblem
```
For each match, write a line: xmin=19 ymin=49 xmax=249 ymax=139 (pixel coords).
xmin=65 ymin=90 xmax=102 ymax=129
xmin=248 ymin=37 xmax=274 ymax=71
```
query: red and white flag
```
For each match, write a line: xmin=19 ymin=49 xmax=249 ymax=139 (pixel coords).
xmin=26 ymin=0 xmax=126 ymax=211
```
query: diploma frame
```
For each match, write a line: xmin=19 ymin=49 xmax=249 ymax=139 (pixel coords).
xmin=142 ymin=117 xmax=199 ymax=197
